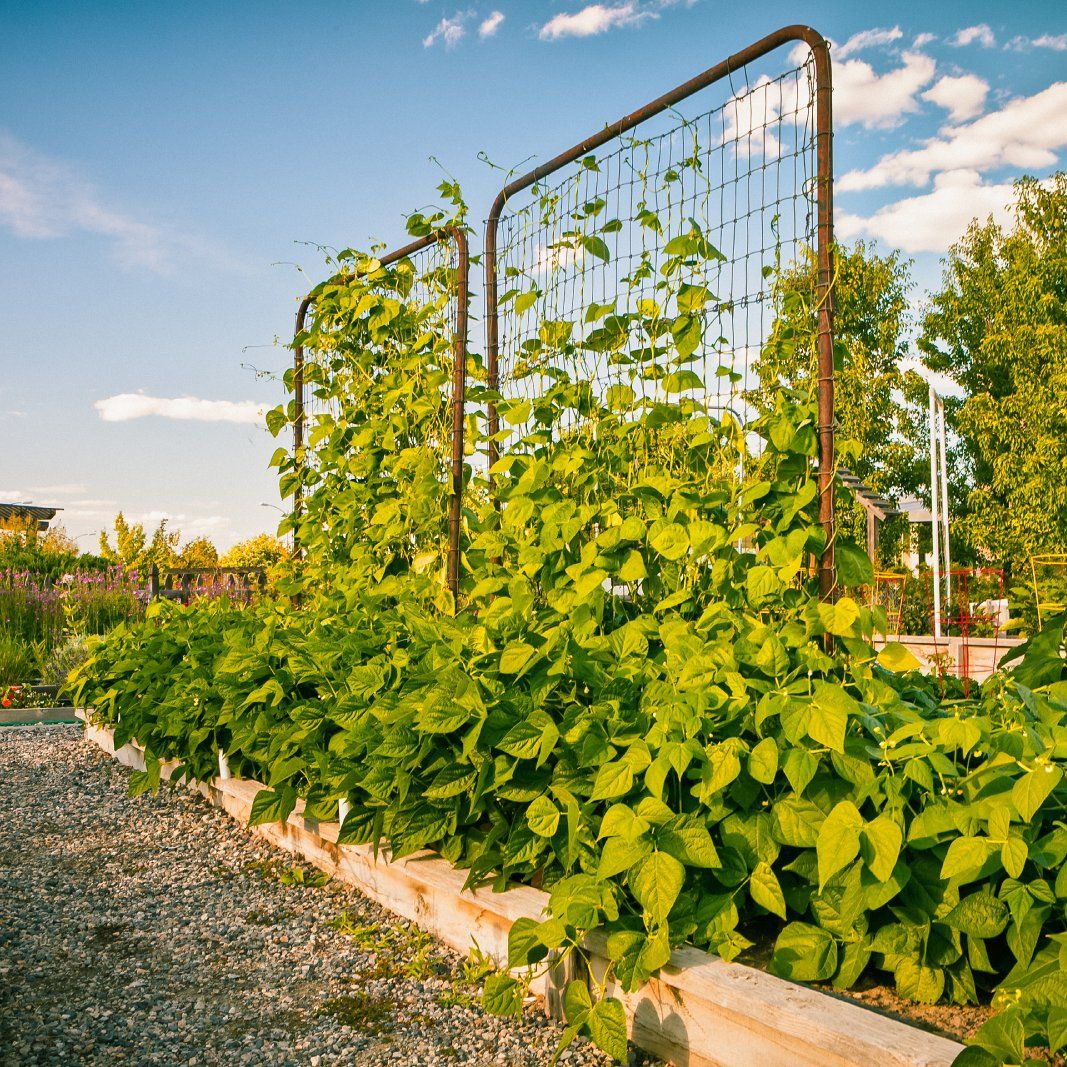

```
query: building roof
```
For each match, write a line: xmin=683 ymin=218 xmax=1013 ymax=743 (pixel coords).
xmin=0 ymin=502 xmax=62 ymax=532
xmin=838 ymin=470 xmax=901 ymax=521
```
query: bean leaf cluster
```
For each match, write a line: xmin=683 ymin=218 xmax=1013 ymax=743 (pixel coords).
xmin=71 ymin=187 xmax=1067 ymax=1066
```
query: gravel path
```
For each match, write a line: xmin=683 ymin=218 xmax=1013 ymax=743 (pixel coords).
xmin=0 ymin=726 xmax=637 ymax=1067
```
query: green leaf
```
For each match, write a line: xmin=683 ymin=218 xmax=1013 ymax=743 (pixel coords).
xmin=514 ymin=290 xmax=539 ymax=314
xmin=861 ymin=816 xmax=903 ymax=883
xmin=876 ymin=642 xmax=921 ymax=672
xmin=526 ymin=795 xmax=560 ymax=837
xmin=817 ymin=800 xmax=863 ymax=889
xmin=590 ymin=761 xmax=634 ymax=801
xmin=248 ymin=786 xmax=297 ymax=827
xmin=649 ymin=523 xmax=689 ymax=561
xmin=676 ymin=283 xmax=711 ymax=314
xmin=563 ymin=979 xmax=592 ymax=1025
xmin=772 ymin=797 xmax=825 ymax=848
xmin=582 ymin=235 xmax=611 ymax=262
xmin=808 ymin=682 xmax=856 ymax=753
xmin=587 ymin=997 xmax=628 ymax=1061
xmin=482 ymin=973 xmax=523 ymax=1016
xmin=657 ymin=822 xmax=720 ymax=868
xmin=835 ymin=541 xmax=873 ymax=587
xmin=499 ymin=641 xmax=536 ymax=675
xmin=817 ymin=597 xmax=861 ymax=637
xmin=1011 ymin=765 xmax=1062 ymax=821
xmin=894 ymin=959 xmax=945 ymax=1004
xmin=749 ymin=861 xmax=787 ymax=919
xmin=943 ymin=891 xmax=1009 ymax=939
xmin=1001 ymin=836 xmax=1028 ymax=879
xmin=508 ymin=917 xmax=548 ymax=968
xmin=598 ymin=835 xmax=653 ymax=879
xmin=748 ymin=737 xmax=778 ymax=784
xmin=940 ymin=836 xmax=996 ymax=884
xmin=968 ymin=1010 xmax=1026 ymax=1065
xmin=771 ymin=922 xmax=838 ymax=982
xmin=632 ymin=851 xmax=685 ymax=925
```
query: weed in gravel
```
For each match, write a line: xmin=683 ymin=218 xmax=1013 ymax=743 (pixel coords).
xmin=316 ymin=991 xmax=396 ymax=1035
xmin=92 ymin=922 xmax=128 ymax=946
xmin=243 ymin=909 xmax=285 ymax=926
xmin=438 ymin=945 xmax=498 ymax=1009
xmin=327 ymin=912 xmax=451 ymax=982
xmin=244 ymin=858 xmax=329 ymax=888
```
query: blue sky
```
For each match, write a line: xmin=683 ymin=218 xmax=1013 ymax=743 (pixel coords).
xmin=1 ymin=0 xmax=1064 ymax=549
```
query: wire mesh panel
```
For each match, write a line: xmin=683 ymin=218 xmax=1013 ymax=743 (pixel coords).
xmin=291 ymin=229 xmax=469 ymax=595
xmin=485 ymin=25 xmax=835 ymax=593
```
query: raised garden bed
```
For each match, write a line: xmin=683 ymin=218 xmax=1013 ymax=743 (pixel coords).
xmin=1 ymin=706 xmax=81 ymax=726
xmin=80 ymin=713 xmax=965 ymax=1067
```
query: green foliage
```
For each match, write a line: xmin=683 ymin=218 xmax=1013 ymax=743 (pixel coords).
xmin=748 ymin=241 xmax=927 ymax=564
xmin=920 ymin=174 xmax=1067 ymax=575
xmin=218 ymin=533 xmax=288 ymax=571
xmin=99 ymin=512 xmax=180 ymax=578
xmin=70 ymin=184 xmax=1067 ymax=1067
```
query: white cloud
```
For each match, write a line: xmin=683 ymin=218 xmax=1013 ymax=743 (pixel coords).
xmin=0 ymin=132 xmax=241 ymax=274
xmin=0 ymin=489 xmax=26 ymax=502
xmin=1012 ymin=33 xmax=1067 ymax=53
xmin=837 ymin=169 xmax=1015 ymax=252
xmin=722 ymin=74 xmax=802 ymax=158
xmin=95 ymin=393 xmax=267 ymax=425
xmin=839 ymin=82 xmax=1067 ymax=191
xmin=950 ymin=24 xmax=995 ymax=48
xmin=0 ymin=133 xmax=170 ymax=270
xmin=836 ymin=26 xmax=903 ymax=60
xmin=423 ymin=11 xmax=472 ymax=49
xmin=135 ymin=509 xmax=230 ymax=536
xmin=922 ymin=73 xmax=989 ymax=122
xmin=533 ymin=240 xmax=584 ymax=275
xmin=913 ymin=32 xmax=936 ymax=49
xmin=26 ymin=483 xmax=88 ymax=497
xmin=479 ymin=11 xmax=505 ymax=38
xmin=834 ymin=51 xmax=937 ymax=129
xmin=539 ymin=3 xmax=650 ymax=40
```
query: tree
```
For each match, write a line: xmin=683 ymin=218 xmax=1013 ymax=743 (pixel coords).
xmin=178 ymin=537 xmax=219 ymax=570
xmin=919 ymin=174 xmax=1067 ymax=576
xmin=218 ymin=533 xmax=288 ymax=570
xmin=99 ymin=513 xmax=180 ymax=577
xmin=752 ymin=241 xmax=926 ymax=560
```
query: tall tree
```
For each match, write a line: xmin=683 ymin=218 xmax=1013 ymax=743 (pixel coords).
xmin=919 ymin=174 xmax=1067 ymax=575
xmin=99 ymin=513 xmax=180 ymax=576
xmin=177 ymin=536 xmax=219 ymax=570
xmin=754 ymin=241 xmax=923 ymax=498
xmin=751 ymin=241 xmax=925 ymax=560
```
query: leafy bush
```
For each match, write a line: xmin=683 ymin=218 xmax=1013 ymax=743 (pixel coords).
xmin=0 ymin=632 xmax=39 ymax=689
xmin=71 ymin=195 xmax=1067 ymax=1066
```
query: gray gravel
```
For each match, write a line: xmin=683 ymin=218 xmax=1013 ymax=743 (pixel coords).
xmin=0 ymin=726 xmax=646 ymax=1067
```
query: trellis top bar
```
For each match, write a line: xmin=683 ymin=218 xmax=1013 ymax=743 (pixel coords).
xmin=487 ymin=24 xmax=830 ymax=216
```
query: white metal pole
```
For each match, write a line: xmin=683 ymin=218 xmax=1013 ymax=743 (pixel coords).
xmin=930 ymin=386 xmax=942 ymax=638
xmin=938 ymin=398 xmax=952 ymax=612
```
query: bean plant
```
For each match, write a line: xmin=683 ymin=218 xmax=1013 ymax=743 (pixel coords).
xmin=71 ymin=186 xmax=1067 ymax=1066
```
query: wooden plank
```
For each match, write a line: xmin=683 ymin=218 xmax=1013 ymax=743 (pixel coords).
xmin=79 ymin=715 xmax=964 ymax=1067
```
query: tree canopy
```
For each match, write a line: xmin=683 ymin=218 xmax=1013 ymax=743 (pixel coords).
xmin=919 ymin=174 xmax=1067 ymax=574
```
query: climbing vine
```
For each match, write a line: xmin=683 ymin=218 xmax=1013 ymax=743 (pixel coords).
xmin=71 ymin=180 xmax=1067 ymax=1066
